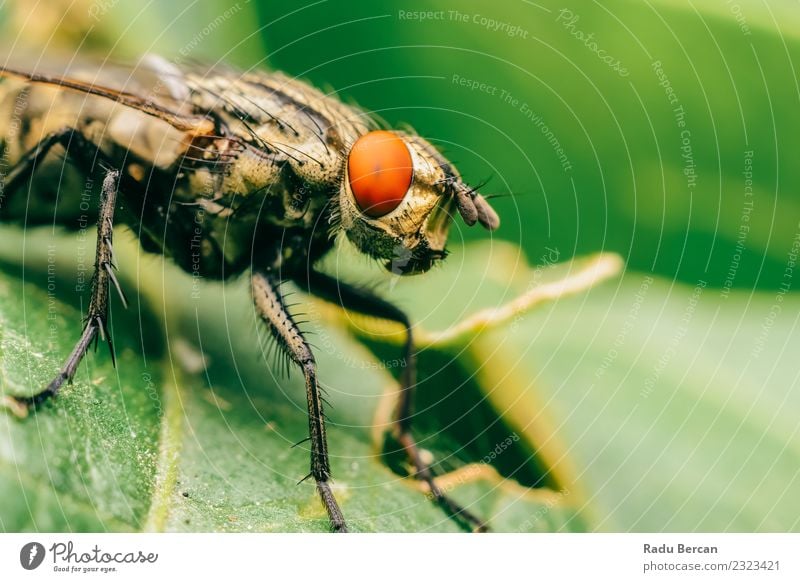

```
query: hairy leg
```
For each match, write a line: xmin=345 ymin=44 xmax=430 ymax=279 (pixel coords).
xmin=305 ymin=269 xmax=488 ymax=532
xmin=252 ymin=272 xmax=347 ymax=532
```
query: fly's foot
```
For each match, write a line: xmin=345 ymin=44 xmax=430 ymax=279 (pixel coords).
xmin=3 ymin=318 xmax=107 ymax=419
xmin=422 ymin=475 xmax=490 ymax=533
xmin=317 ymin=480 xmax=348 ymax=533
xmin=3 ymin=391 xmax=55 ymax=419
xmin=388 ymin=430 xmax=491 ymax=532
xmin=1 ymin=395 xmax=32 ymax=419
xmin=2 ymin=374 xmax=66 ymax=418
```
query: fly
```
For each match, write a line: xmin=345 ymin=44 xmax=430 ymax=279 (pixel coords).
xmin=0 ymin=55 xmax=500 ymax=532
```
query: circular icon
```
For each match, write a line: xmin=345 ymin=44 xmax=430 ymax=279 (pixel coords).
xmin=19 ymin=542 xmax=46 ymax=570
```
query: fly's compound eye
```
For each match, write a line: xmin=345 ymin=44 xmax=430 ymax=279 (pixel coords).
xmin=347 ymin=130 xmax=413 ymax=217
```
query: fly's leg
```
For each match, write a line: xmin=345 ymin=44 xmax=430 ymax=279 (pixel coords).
xmin=305 ymin=270 xmax=489 ymax=532
xmin=252 ymin=272 xmax=348 ymax=533
xmin=10 ymin=168 xmax=126 ymax=411
xmin=0 ymin=128 xmax=74 ymax=205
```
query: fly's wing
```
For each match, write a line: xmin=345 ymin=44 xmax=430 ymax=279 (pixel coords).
xmin=0 ymin=54 xmax=214 ymax=224
xmin=0 ymin=53 xmax=229 ymax=168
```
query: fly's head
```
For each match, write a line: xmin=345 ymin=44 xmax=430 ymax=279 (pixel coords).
xmin=338 ymin=130 xmax=499 ymax=275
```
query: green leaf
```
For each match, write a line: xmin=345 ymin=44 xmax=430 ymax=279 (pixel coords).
xmin=334 ymin=240 xmax=800 ymax=531
xmin=0 ymin=227 xmax=586 ymax=532
xmin=4 ymin=229 xmax=794 ymax=533
xmin=2 ymin=0 xmax=796 ymax=535
xmin=522 ymin=275 xmax=800 ymax=531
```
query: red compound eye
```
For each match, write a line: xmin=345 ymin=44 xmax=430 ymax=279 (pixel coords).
xmin=347 ymin=131 xmax=413 ymax=217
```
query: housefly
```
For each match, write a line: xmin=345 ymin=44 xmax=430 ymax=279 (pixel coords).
xmin=0 ymin=55 xmax=499 ymax=532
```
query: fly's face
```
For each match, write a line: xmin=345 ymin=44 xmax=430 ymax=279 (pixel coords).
xmin=338 ymin=130 xmax=499 ymax=275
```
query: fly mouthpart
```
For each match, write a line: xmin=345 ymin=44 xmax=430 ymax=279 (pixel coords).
xmin=385 ymin=244 xmax=447 ymax=276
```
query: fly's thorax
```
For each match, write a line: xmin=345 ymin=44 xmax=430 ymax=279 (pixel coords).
xmin=339 ymin=131 xmax=458 ymax=275
xmin=214 ymin=145 xmax=335 ymax=230
xmin=184 ymin=69 xmax=367 ymax=197
xmin=216 ymin=146 xmax=281 ymax=197
xmin=105 ymin=107 xmax=187 ymax=169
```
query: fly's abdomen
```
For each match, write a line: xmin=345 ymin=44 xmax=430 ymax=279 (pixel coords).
xmin=0 ymin=58 xmax=377 ymax=277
